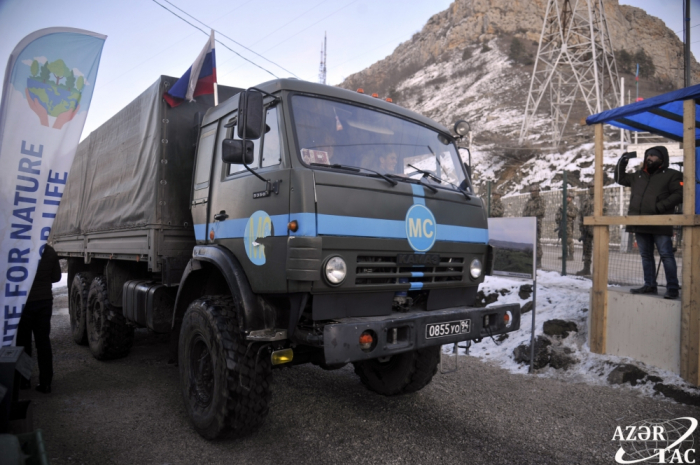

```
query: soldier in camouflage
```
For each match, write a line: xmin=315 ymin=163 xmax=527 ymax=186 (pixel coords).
xmin=576 ymin=184 xmax=607 ymax=276
xmin=523 ymin=185 xmax=545 ymax=267
xmin=490 ymin=190 xmax=504 ymax=218
xmin=555 ymin=192 xmax=578 ymax=260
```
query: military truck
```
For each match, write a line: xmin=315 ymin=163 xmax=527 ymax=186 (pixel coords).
xmin=51 ymin=75 xmax=521 ymax=439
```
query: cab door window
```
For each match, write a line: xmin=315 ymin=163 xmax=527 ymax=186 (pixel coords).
xmin=193 ymin=123 xmax=217 ymax=200
xmin=261 ymin=106 xmax=282 ymax=168
xmin=227 ymin=115 xmax=260 ymax=176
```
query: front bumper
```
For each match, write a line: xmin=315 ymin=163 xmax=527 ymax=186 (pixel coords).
xmin=323 ymin=303 xmax=520 ymax=365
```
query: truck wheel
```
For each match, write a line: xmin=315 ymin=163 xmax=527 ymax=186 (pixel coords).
xmin=353 ymin=346 xmax=441 ymax=396
xmin=178 ymin=295 xmax=272 ymax=440
xmin=86 ymin=276 xmax=134 ymax=360
xmin=69 ymin=273 xmax=91 ymax=345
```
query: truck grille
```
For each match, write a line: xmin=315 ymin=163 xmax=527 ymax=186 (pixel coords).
xmin=355 ymin=255 xmax=464 ymax=286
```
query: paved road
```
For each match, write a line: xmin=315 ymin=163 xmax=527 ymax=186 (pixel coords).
xmin=19 ymin=304 xmax=700 ymax=465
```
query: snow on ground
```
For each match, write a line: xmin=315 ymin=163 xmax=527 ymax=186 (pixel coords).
xmin=444 ymin=271 xmax=698 ymax=401
xmin=52 ymin=272 xmax=68 ymax=295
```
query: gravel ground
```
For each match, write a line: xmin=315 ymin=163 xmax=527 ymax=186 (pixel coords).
xmin=17 ymin=294 xmax=700 ymax=465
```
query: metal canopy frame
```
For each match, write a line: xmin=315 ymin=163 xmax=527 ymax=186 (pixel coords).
xmin=585 ymin=90 xmax=700 ymax=386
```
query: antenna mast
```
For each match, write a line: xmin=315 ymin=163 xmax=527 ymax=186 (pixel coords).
xmin=319 ymin=32 xmax=327 ymax=85
xmin=519 ymin=0 xmax=621 ymax=146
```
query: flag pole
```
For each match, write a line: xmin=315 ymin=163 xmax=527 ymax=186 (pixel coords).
xmin=212 ymin=30 xmax=218 ymax=106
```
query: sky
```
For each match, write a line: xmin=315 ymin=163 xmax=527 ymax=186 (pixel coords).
xmin=0 ymin=0 xmax=698 ymax=139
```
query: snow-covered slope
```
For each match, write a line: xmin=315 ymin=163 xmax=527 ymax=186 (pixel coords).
xmin=450 ymin=273 xmax=700 ymax=405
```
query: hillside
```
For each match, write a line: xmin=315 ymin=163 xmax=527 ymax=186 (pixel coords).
xmin=338 ymin=0 xmax=697 ymax=194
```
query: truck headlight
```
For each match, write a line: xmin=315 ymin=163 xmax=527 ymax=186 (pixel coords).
xmin=324 ymin=256 xmax=347 ymax=285
xmin=470 ymin=259 xmax=482 ymax=279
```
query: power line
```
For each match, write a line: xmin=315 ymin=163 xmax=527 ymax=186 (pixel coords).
xmin=221 ymin=0 xmax=360 ymax=80
xmin=262 ymin=0 xmax=361 ymax=54
xmin=159 ymin=0 xmax=299 ymax=78
xmin=248 ymin=0 xmax=330 ymax=47
xmin=151 ymin=0 xmax=279 ymax=79
xmin=674 ymin=23 xmax=700 ymax=34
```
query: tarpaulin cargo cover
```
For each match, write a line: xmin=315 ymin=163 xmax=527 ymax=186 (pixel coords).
xmin=51 ymin=76 xmax=241 ymax=267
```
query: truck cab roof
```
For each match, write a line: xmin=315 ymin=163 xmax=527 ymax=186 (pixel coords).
xmin=202 ymin=78 xmax=453 ymax=137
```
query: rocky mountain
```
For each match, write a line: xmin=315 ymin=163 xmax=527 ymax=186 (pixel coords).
xmin=338 ymin=0 xmax=697 ymax=194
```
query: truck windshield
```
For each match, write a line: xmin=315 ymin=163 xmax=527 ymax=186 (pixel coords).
xmin=291 ymin=95 xmax=466 ymax=189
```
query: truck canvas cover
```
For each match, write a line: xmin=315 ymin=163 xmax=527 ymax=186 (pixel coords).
xmin=52 ymin=76 xmax=241 ymax=238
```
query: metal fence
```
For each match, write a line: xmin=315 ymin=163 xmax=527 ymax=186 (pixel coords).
xmin=482 ymin=182 xmax=684 ymax=288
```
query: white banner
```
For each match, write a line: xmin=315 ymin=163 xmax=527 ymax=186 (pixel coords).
xmin=0 ymin=28 xmax=106 ymax=346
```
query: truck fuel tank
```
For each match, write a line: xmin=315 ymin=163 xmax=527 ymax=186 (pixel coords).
xmin=123 ymin=280 xmax=176 ymax=333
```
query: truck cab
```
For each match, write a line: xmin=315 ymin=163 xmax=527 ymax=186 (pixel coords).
xmin=173 ymin=79 xmax=520 ymax=437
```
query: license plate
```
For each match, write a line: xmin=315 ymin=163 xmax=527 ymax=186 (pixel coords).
xmin=425 ymin=320 xmax=471 ymax=339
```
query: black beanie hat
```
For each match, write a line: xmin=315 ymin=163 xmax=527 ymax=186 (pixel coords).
xmin=645 ymin=147 xmax=663 ymax=159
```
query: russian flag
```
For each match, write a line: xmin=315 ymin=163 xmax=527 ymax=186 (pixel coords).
xmin=164 ymin=30 xmax=216 ymax=107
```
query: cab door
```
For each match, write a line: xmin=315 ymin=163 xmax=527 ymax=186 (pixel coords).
xmin=191 ymin=121 xmax=219 ymax=244
xmin=208 ymin=103 xmax=291 ymax=293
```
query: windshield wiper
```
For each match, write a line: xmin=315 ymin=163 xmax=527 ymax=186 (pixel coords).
xmin=407 ymin=162 xmax=470 ymax=200
xmin=407 ymin=163 xmax=443 ymax=184
xmin=310 ymin=163 xmax=397 ymax=186
xmin=385 ymin=173 xmax=438 ymax=194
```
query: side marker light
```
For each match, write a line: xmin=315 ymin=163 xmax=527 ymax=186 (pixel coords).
xmin=271 ymin=348 xmax=294 ymax=365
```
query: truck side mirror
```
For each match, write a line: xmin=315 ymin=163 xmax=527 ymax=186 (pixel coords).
xmin=463 ymin=162 xmax=472 ymax=180
xmin=222 ymin=139 xmax=254 ymax=164
xmin=237 ymin=91 xmax=264 ymax=140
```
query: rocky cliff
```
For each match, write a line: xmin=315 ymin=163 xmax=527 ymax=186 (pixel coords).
xmin=341 ymin=0 xmax=697 ymax=96
xmin=337 ymin=0 xmax=697 ymax=193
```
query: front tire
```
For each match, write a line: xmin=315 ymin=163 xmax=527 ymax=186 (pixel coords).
xmin=178 ymin=295 xmax=272 ymax=440
xmin=86 ymin=276 xmax=134 ymax=360
xmin=353 ymin=346 xmax=441 ymax=396
xmin=69 ymin=272 xmax=91 ymax=345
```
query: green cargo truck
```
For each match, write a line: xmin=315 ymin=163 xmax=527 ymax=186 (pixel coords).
xmin=51 ymin=75 xmax=521 ymax=439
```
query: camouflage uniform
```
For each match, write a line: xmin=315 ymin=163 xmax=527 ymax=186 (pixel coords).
xmin=576 ymin=188 xmax=607 ymax=275
xmin=490 ymin=195 xmax=504 ymax=218
xmin=555 ymin=197 xmax=578 ymax=260
xmin=523 ymin=188 xmax=545 ymax=266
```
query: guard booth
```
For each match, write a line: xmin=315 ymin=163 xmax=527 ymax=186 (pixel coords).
xmin=584 ymin=84 xmax=700 ymax=386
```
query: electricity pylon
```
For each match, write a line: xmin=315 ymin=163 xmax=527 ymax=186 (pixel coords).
xmin=519 ymin=0 xmax=621 ymax=146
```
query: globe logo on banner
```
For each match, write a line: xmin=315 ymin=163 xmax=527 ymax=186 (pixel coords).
xmin=244 ymin=210 xmax=273 ymax=265
xmin=405 ymin=204 xmax=436 ymax=252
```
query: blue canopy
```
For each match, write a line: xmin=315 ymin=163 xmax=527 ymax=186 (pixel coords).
xmin=587 ymin=84 xmax=700 ymax=214
xmin=586 ymin=83 xmax=700 ymax=142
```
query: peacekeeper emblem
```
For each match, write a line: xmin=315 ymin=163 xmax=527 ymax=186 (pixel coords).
xmin=405 ymin=204 xmax=437 ymax=252
xmin=244 ymin=210 xmax=273 ymax=265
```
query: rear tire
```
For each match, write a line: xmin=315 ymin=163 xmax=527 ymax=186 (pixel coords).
xmin=179 ymin=295 xmax=272 ymax=440
xmin=69 ymin=273 xmax=91 ymax=345
xmin=86 ymin=276 xmax=134 ymax=360
xmin=353 ymin=346 xmax=441 ymax=396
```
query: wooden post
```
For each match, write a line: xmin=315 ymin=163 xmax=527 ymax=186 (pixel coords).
xmin=681 ymin=99 xmax=700 ymax=385
xmin=590 ymin=124 xmax=609 ymax=354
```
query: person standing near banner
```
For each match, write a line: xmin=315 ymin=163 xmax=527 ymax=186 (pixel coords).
xmin=17 ymin=245 xmax=61 ymax=393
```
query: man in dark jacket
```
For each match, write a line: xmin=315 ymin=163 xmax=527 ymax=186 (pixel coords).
xmin=16 ymin=244 xmax=62 ymax=393
xmin=614 ymin=146 xmax=683 ymax=299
